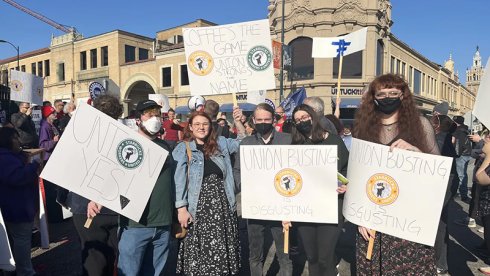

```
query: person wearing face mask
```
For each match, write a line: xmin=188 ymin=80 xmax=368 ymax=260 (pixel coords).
xmin=108 ymin=99 xmax=176 ymax=276
xmin=342 ymin=124 xmax=353 ymax=151
xmin=281 ymin=104 xmax=348 ymax=276
xmin=0 ymin=127 xmax=40 ymax=276
xmin=354 ymin=74 xmax=440 ymax=275
xmin=233 ymin=103 xmax=293 ymax=276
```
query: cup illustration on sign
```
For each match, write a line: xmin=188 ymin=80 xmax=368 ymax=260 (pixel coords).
xmin=116 ymin=139 xmax=144 ymax=169
xmin=366 ymin=173 xmax=399 ymax=205
xmin=274 ymin=168 xmax=302 ymax=197
xmin=188 ymin=51 xmax=214 ymax=76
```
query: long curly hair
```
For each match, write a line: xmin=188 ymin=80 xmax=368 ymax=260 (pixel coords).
xmin=184 ymin=112 xmax=219 ymax=159
xmin=353 ymin=74 xmax=430 ymax=153
xmin=291 ymin=104 xmax=325 ymax=144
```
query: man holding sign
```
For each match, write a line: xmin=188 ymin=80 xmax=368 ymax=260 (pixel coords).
xmin=348 ymin=74 xmax=444 ymax=275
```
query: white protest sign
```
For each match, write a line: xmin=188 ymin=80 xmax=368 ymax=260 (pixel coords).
xmin=343 ymin=138 xmax=452 ymax=246
xmin=149 ymin=94 xmax=170 ymax=113
xmin=0 ymin=210 xmax=15 ymax=271
xmin=40 ymin=102 xmax=169 ymax=222
xmin=9 ymin=70 xmax=44 ymax=105
xmin=241 ymin=145 xmax=338 ymax=223
xmin=118 ymin=119 xmax=138 ymax=132
xmin=312 ymin=27 xmax=367 ymax=58
xmin=183 ymin=19 xmax=275 ymax=95
xmin=246 ymin=90 xmax=266 ymax=104
xmin=32 ymin=109 xmax=42 ymax=135
xmin=473 ymin=57 xmax=490 ymax=129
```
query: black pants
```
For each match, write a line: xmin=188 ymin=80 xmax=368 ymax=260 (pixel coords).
xmin=435 ymin=173 xmax=454 ymax=270
xmin=484 ymin=214 xmax=490 ymax=253
xmin=72 ymin=214 xmax=118 ymax=276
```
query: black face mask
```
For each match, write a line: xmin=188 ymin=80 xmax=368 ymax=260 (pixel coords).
xmin=374 ymin=97 xmax=402 ymax=114
xmin=255 ymin=123 xmax=273 ymax=136
xmin=296 ymin=120 xmax=313 ymax=135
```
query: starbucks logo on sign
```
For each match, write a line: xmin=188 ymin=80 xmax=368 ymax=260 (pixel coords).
xmin=247 ymin=46 xmax=272 ymax=71
xmin=116 ymin=139 xmax=144 ymax=169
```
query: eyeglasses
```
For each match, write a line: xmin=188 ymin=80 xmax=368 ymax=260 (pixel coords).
xmin=374 ymin=90 xmax=402 ymax=99
xmin=294 ymin=114 xmax=311 ymax=124
xmin=192 ymin=122 xmax=210 ymax=128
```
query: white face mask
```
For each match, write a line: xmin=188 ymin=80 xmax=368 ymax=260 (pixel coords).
xmin=142 ymin=116 xmax=161 ymax=135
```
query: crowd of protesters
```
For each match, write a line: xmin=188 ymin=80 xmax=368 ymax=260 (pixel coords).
xmin=0 ymin=73 xmax=489 ymax=276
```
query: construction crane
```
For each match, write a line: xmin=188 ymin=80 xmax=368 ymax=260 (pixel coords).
xmin=3 ymin=0 xmax=81 ymax=38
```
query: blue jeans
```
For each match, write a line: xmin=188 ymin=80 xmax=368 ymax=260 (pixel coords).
xmin=118 ymin=226 xmax=170 ymax=276
xmin=5 ymin=221 xmax=35 ymax=276
xmin=455 ymin=155 xmax=471 ymax=198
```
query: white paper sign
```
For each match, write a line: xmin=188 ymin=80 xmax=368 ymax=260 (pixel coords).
xmin=241 ymin=145 xmax=339 ymax=223
xmin=9 ymin=70 xmax=44 ymax=105
xmin=246 ymin=90 xmax=266 ymax=104
xmin=473 ymin=57 xmax=490 ymax=129
xmin=343 ymin=138 xmax=452 ymax=246
xmin=32 ymin=109 xmax=42 ymax=135
xmin=118 ymin=119 xmax=138 ymax=132
xmin=183 ymin=19 xmax=276 ymax=95
xmin=0 ymin=211 xmax=15 ymax=271
xmin=312 ymin=27 xmax=367 ymax=58
xmin=40 ymin=102 xmax=169 ymax=222
xmin=149 ymin=94 xmax=170 ymax=113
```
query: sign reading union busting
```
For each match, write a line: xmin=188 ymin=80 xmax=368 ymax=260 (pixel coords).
xmin=343 ymin=138 xmax=452 ymax=246
xmin=183 ymin=19 xmax=276 ymax=95
xmin=240 ymin=145 xmax=339 ymax=223
xmin=40 ymin=102 xmax=168 ymax=222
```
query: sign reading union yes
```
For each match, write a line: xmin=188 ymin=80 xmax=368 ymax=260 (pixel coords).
xmin=241 ymin=145 xmax=338 ymax=223
xmin=183 ymin=19 xmax=276 ymax=95
xmin=343 ymin=138 xmax=452 ymax=246
xmin=41 ymin=102 xmax=168 ymax=222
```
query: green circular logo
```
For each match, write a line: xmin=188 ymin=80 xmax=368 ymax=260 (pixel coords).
xmin=116 ymin=139 xmax=144 ymax=169
xmin=247 ymin=46 xmax=272 ymax=71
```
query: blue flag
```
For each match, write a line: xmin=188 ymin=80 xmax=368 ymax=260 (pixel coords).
xmin=280 ymin=87 xmax=307 ymax=119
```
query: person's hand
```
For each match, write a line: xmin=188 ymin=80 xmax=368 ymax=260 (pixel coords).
xmin=469 ymin=134 xmax=482 ymax=143
xmin=390 ymin=139 xmax=420 ymax=152
xmin=26 ymin=107 xmax=32 ymax=116
xmin=178 ymin=207 xmax=193 ymax=228
xmin=87 ymin=201 xmax=102 ymax=218
xmin=337 ymin=184 xmax=347 ymax=194
xmin=282 ymin=221 xmax=292 ymax=231
xmin=358 ymin=226 xmax=375 ymax=241
xmin=53 ymin=135 xmax=60 ymax=142
xmin=173 ymin=119 xmax=180 ymax=125
xmin=232 ymin=107 xmax=243 ymax=122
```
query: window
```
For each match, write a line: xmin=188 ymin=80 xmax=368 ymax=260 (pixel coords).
xmin=1 ymin=70 xmax=7 ymax=85
xmin=162 ymin=67 xmax=171 ymax=87
xmin=139 ymin=48 xmax=149 ymax=60
xmin=57 ymin=63 xmax=65 ymax=82
xmin=90 ymin=49 xmax=97 ymax=69
xmin=390 ymin=57 xmax=395 ymax=73
xmin=413 ymin=69 xmax=421 ymax=94
xmin=37 ymin=61 xmax=43 ymax=77
xmin=44 ymin=60 xmax=50 ymax=76
xmin=125 ymin=45 xmax=136 ymax=63
xmin=288 ymin=37 xmax=314 ymax=80
xmin=408 ymin=66 xmax=413 ymax=86
xmin=396 ymin=60 xmax=400 ymax=75
xmin=422 ymin=73 xmax=425 ymax=93
xmin=376 ymin=40 xmax=384 ymax=76
xmin=401 ymin=62 xmax=406 ymax=77
xmin=101 ymin=46 xmax=109 ymax=66
xmin=333 ymin=51 xmax=363 ymax=78
xmin=80 ymin=51 xmax=87 ymax=70
xmin=21 ymin=65 xmax=25 ymax=72
xmin=180 ymin=64 xmax=189 ymax=86
xmin=31 ymin=63 xmax=36 ymax=75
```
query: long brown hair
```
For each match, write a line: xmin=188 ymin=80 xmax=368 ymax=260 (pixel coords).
xmin=353 ymin=74 xmax=430 ymax=153
xmin=184 ymin=112 xmax=219 ymax=159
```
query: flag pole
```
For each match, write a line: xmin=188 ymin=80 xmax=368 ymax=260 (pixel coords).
xmin=335 ymin=54 xmax=344 ymax=118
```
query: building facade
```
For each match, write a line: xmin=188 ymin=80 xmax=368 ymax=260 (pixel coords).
xmin=0 ymin=0 xmax=477 ymax=118
xmin=466 ymin=46 xmax=485 ymax=96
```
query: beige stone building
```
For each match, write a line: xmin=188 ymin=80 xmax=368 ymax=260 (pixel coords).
xmin=0 ymin=0 xmax=477 ymax=119
xmin=466 ymin=46 xmax=485 ymax=96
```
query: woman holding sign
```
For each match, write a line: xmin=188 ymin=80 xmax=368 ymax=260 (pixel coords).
xmin=173 ymin=108 xmax=245 ymax=275
xmin=354 ymin=74 xmax=440 ymax=275
xmin=285 ymin=104 xmax=349 ymax=276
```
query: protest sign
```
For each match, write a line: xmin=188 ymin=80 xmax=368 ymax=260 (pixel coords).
xmin=473 ymin=57 xmax=490 ymax=128
xmin=241 ymin=145 xmax=338 ymax=223
xmin=246 ymin=90 xmax=266 ymax=105
xmin=149 ymin=94 xmax=170 ymax=113
xmin=343 ymin=138 xmax=452 ymax=246
xmin=9 ymin=70 xmax=43 ymax=105
xmin=183 ymin=19 xmax=275 ymax=95
xmin=118 ymin=119 xmax=138 ymax=132
xmin=0 ymin=211 xmax=15 ymax=271
xmin=40 ymin=102 xmax=169 ymax=222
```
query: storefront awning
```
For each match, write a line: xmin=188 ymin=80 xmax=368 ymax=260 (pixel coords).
xmin=220 ymin=103 xmax=257 ymax=112
xmin=331 ymin=98 xmax=361 ymax=108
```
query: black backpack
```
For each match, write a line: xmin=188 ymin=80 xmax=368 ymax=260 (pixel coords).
xmin=453 ymin=129 xmax=471 ymax=157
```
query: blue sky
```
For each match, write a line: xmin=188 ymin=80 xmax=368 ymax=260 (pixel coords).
xmin=1 ymin=0 xmax=488 ymax=84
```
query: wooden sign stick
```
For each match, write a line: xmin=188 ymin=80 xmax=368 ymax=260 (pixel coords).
xmin=336 ymin=54 xmax=344 ymax=102
xmin=232 ymin=91 xmax=238 ymax=108
xmin=283 ymin=226 xmax=290 ymax=254
xmin=84 ymin=217 xmax=93 ymax=229
xmin=366 ymin=229 xmax=376 ymax=260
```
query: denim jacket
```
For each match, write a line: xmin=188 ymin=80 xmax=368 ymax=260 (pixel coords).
xmin=173 ymin=136 xmax=240 ymax=218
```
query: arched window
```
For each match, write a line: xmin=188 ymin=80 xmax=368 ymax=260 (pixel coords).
xmin=288 ymin=37 xmax=314 ymax=80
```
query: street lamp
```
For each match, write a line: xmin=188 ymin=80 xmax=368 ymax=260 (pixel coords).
xmin=0 ymin=39 xmax=20 ymax=70
xmin=279 ymin=0 xmax=285 ymax=103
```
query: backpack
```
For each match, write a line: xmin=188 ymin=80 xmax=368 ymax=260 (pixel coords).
xmin=453 ymin=129 xmax=471 ymax=157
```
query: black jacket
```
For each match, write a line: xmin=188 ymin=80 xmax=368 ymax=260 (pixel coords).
xmin=11 ymin=112 xmax=38 ymax=148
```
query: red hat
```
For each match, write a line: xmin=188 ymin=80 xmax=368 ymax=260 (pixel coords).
xmin=42 ymin=106 xmax=56 ymax=118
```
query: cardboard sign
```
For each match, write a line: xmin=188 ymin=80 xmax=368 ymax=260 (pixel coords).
xmin=40 ymin=102 xmax=168 ymax=222
xmin=343 ymin=138 xmax=452 ymax=246
xmin=473 ymin=57 xmax=490 ymax=129
xmin=0 ymin=211 xmax=15 ymax=271
xmin=241 ymin=145 xmax=339 ymax=223
xmin=183 ymin=19 xmax=276 ymax=95
xmin=9 ymin=70 xmax=43 ymax=105
xmin=246 ymin=90 xmax=266 ymax=104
